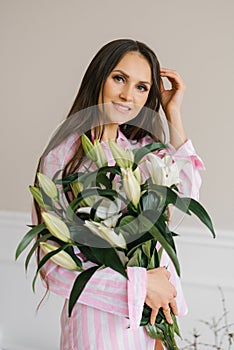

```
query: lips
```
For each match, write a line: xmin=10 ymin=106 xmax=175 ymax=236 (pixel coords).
xmin=112 ymin=102 xmax=132 ymax=112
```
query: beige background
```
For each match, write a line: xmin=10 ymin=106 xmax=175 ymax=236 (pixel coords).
xmin=1 ymin=0 xmax=234 ymax=231
xmin=1 ymin=2 xmax=234 ymax=349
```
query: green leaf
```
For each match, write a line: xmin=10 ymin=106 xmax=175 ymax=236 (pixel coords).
xmin=90 ymin=246 xmax=127 ymax=279
xmin=133 ymin=142 xmax=167 ymax=168
xmin=127 ymin=248 xmax=142 ymax=267
xmin=140 ymin=191 xmax=160 ymax=212
xmin=55 ymin=172 xmax=79 ymax=185
xmin=70 ymin=188 xmax=119 ymax=212
xmin=116 ymin=215 xmax=140 ymax=239
xmin=65 ymin=246 xmax=83 ymax=269
xmin=69 ymin=224 xmax=113 ymax=247
xmin=68 ymin=265 xmax=100 ymax=316
xmin=97 ymin=165 xmax=121 ymax=177
xmin=140 ymin=215 xmax=180 ymax=276
xmin=90 ymin=199 xmax=104 ymax=221
xmin=150 ymin=184 xmax=191 ymax=215
xmin=155 ymin=217 xmax=176 ymax=253
xmin=25 ymin=233 xmax=51 ymax=271
xmin=15 ymin=223 xmax=46 ymax=260
xmin=78 ymin=246 xmax=101 ymax=265
xmin=32 ymin=243 xmax=71 ymax=291
xmin=181 ymin=197 xmax=216 ymax=238
xmin=145 ymin=314 xmax=180 ymax=349
xmin=145 ymin=323 xmax=164 ymax=341
xmin=95 ymin=173 xmax=111 ymax=189
xmin=142 ymin=240 xmax=151 ymax=258
xmin=127 ymin=231 xmax=153 ymax=254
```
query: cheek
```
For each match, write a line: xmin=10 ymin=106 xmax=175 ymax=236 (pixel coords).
xmin=136 ymin=93 xmax=149 ymax=107
xmin=102 ymin=80 xmax=117 ymax=100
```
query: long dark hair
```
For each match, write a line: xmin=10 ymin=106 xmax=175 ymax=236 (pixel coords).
xmin=34 ymin=38 xmax=164 ymax=222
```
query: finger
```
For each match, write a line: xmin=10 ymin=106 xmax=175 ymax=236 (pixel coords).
xmin=163 ymin=307 xmax=173 ymax=324
xmin=160 ymin=68 xmax=179 ymax=75
xmin=160 ymin=78 xmax=165 ymax=92
xmin=162 ymin=267 xmax=171 ymax=279
xmin=170 ymin=300 xmax=178 ymax=316
xmin=172 ymin=286 xmax=177 ymax=298
xmin=150 ymin=308 xmax=158 ymax=325
xmin=160 ymin=70 xmax=185 ymax=90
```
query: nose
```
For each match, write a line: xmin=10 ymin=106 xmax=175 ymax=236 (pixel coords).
xmin=119 ymin=84 xmax=134 ymax=102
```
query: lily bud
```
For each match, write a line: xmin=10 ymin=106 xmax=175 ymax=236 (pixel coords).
xmin=81 ymin=134 xmax=108 ymax=167
xmin=29 ymin=186 xmax=45 ymax=208
xmin=81 ymin=134 xmax=97 ymax=162
xmin=40 ymin=242 xmax=79 ymax=271
xmin=84 ymin=220 xmax=126 ymax=248
xmin=41 ymin=212 xmax=71 ymax=243
xmin=121 ymin=168 xmax=141 ymax=207
xmin=37 ymin=173 xmax=58 ymax=199
xmin=94 ymin=139 xmax=108 ymax=167
xmin=70 ymin=181 xmax=83 ymax=197
xmin=133 ymin=166 xmax=141 ymax=184
xmin=108 ymin=140 xmax=134 ymax=168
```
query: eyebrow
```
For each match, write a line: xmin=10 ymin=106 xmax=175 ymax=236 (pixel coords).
xmin=112 ymin=69 xmax=152 ymax=86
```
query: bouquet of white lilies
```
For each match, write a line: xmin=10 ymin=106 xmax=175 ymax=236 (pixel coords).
xmin=16 ymin=135 xmax=215 ymax=349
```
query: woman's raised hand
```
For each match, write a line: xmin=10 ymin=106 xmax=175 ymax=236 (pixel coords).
xmin=145 ymin=267 xmax=178 ymax=325
xmin=160 ymin=68 xmax=186 ymax=116
xmin=160 ymin=68 xmax=187 ymax=149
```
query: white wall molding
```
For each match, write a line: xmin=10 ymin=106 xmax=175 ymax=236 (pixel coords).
xmin=0 ymin=210 xmax=30 ymax=225
xmin=175 ymin=225 xmax=234 ymax=249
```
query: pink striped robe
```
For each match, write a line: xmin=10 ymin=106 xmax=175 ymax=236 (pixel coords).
xmin=36 ymin=128 xmax=205 ymax=350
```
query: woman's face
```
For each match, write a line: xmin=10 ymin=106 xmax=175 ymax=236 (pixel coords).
xmin=98 ymin=51 xmax=152 ymax=126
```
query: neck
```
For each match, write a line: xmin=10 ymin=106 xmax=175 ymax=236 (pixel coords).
xmin=92 ymin=124 xmax=119 ymax=142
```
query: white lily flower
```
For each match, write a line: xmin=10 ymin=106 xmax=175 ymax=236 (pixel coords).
xmin=77 ymin=198 xmax=122 ymax=228
xmin=40 ymin=242 xmax=78 ymax=271
xmin=37 ymin=173 xmax=58 ymax=199
xmin=76 ymin=207 xmax=92 ymax=215
xmin=102 ymin=213 xmax=122 ymax=228
xmin=121 ymin=168 xmax=141 ymax=207
xmin=96 ymin=197 xmax=121 ymax=219
xmin=84 ymin=220 xmax=126 ymax=248
xmin=41 ymin=212 xmax=71 ymax=243
xmin=146 ymin=153 xmax=188 ymax=187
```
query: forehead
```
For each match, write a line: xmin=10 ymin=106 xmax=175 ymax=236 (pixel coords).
xmin=113 ymin=51 xmax=152 ymax=82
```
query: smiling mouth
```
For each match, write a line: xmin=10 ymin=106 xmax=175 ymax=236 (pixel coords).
xmin=112 ymin=102 xmax=132 ymax=113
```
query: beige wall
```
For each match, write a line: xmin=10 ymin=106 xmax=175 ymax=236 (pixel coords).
xmin=1 ymin=0 xmax=233 ymax=231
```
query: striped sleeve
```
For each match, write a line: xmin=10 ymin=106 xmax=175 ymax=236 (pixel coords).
xmin=43 ymin=259 xmax=147 ymax=329
xmin=36 ymin=134 xmax=147 ymax=330
xmin=167 ymin=139 xmax=205 ymax=200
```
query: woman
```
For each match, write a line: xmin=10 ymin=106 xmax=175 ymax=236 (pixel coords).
xmin=34 ymin=39 xmax=204 ymax=350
